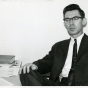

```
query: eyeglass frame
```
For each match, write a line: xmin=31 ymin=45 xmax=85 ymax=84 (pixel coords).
xmin=63 ymin=16 xmax=83 ymax=23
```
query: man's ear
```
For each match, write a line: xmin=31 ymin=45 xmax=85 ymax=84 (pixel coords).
xmin=82 ymin=18 xmax=87 ymax=27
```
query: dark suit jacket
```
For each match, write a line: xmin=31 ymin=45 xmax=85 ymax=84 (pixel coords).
xmin=33 ymin=33 xmax=88 ymax=86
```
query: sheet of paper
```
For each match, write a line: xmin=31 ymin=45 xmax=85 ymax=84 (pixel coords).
xmin=8 ymin=67 xmax=20 ymax=76
xmin=0 ymin=64 xmax=11 ymax=68
xmin=0 ymin=60 xmax=21 ymax=77
xmin=0 ymin=78 xmax=14 ymax=86
xmin=0 ymin=67 xmax=20 ymax=77
xmin=0 ymin=68 xmax=10 ymax=77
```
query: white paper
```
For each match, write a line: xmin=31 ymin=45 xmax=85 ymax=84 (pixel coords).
xmin=8 ymin=67 xmax=20 ymax=76
xmin=0 ymin=78 xmax=14 ymax=86
xmin=0 ymin=64 xmax=11 ymax=68
xmin=0 ymin=67 xmax=20 ymax=77
xmin=0 ymin=60 xmax=21 ymax=77
xmin=0 ymin=68 xmax=10 ymax=77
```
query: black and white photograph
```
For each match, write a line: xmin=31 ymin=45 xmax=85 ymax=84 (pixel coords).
xmin=0 ymin=0 xmax=88 ymax=86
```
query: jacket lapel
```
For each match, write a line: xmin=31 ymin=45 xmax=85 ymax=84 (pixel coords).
xmin=77 ymin=34 xmax=88 ymax=60
xmin=50 ymin=34 xmax=88 ymax=82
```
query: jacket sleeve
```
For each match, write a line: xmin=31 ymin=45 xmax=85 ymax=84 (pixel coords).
xmin=33 ymin=44 xmax=56 ymax=74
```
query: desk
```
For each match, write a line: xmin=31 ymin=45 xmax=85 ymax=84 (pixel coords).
xmin=3 ymin=75 xmax=21 ymax=86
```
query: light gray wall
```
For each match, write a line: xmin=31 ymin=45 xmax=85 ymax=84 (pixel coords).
xmin=0 ymin=0 xmax=88 ymax=65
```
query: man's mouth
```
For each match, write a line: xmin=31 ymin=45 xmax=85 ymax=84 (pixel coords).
xmin=69 ymin=26 xmax=75 ymax=30
xmin=70 ymin=27 xmax=75 ymax=30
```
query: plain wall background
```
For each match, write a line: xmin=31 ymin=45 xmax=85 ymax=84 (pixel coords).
xmin=0 ymin=0 xmax=88 ymax=65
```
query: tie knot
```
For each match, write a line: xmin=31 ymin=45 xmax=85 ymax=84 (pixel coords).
xmin=74 ymin=39 xmax=77 ymax=42
xmin=74 ymin=39 xmax=77 ymax=44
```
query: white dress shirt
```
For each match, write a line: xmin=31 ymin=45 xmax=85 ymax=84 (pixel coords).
xmin=59 ymin=33 xmax=84 ymax=81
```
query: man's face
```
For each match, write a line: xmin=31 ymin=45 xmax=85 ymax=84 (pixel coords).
xmin=64 ymin=10 xmax=85 ymax=38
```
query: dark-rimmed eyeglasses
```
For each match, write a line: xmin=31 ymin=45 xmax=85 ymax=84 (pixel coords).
xmin=63 ymin=16 xmax=83 ymax=23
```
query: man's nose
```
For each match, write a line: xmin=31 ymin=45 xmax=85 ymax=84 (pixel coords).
xmin=69 ymin=19 xmax=74 ymax=24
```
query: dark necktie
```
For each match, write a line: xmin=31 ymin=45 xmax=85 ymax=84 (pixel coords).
xmin=68 ymin=39 xmax=77 ymax=86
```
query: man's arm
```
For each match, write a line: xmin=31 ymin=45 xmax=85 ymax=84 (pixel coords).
xmin=19 ymin=44 xmax=56 ymax=74
xmin=33 ymin=44 xmax=56 ymax=74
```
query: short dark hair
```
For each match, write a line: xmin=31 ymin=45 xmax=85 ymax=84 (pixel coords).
xmin=63 ymin=4 xmax=85 ymax=18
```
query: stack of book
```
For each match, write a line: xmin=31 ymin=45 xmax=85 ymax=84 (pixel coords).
xmin=0 ymin=55 xmax=15 ymax=64
xmin=0 ymin=55 xmax=22 ymax=77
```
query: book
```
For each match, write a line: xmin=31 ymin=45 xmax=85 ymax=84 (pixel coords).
xmin=0 ymin=55 xmax=15 ymax=64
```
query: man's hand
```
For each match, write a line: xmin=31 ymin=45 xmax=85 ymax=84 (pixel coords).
xmin=19 ymin=63 xmax=38 ymax=74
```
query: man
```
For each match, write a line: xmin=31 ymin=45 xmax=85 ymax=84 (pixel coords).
xmin=19 ymin=4 xmax=88 ymax=86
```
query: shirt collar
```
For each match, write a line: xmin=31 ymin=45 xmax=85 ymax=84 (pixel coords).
xmin=70 ymin=33 xmax=84 ymax=45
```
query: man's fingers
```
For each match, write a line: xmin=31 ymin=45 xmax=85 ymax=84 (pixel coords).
xmin=31 ymin=64 xmax=38 ymax=70
xmin=19 ymin=67 xmax=23 ymax=74
xmin=26 ymin=65 xmax=31 ymax=73
xmin=19 ymin=63 xmax=38 ymax=74
xmin=23 ymin=65 xmax=27 ymax=74
xmin=19 ymin=63 xmax=32 ymax=74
